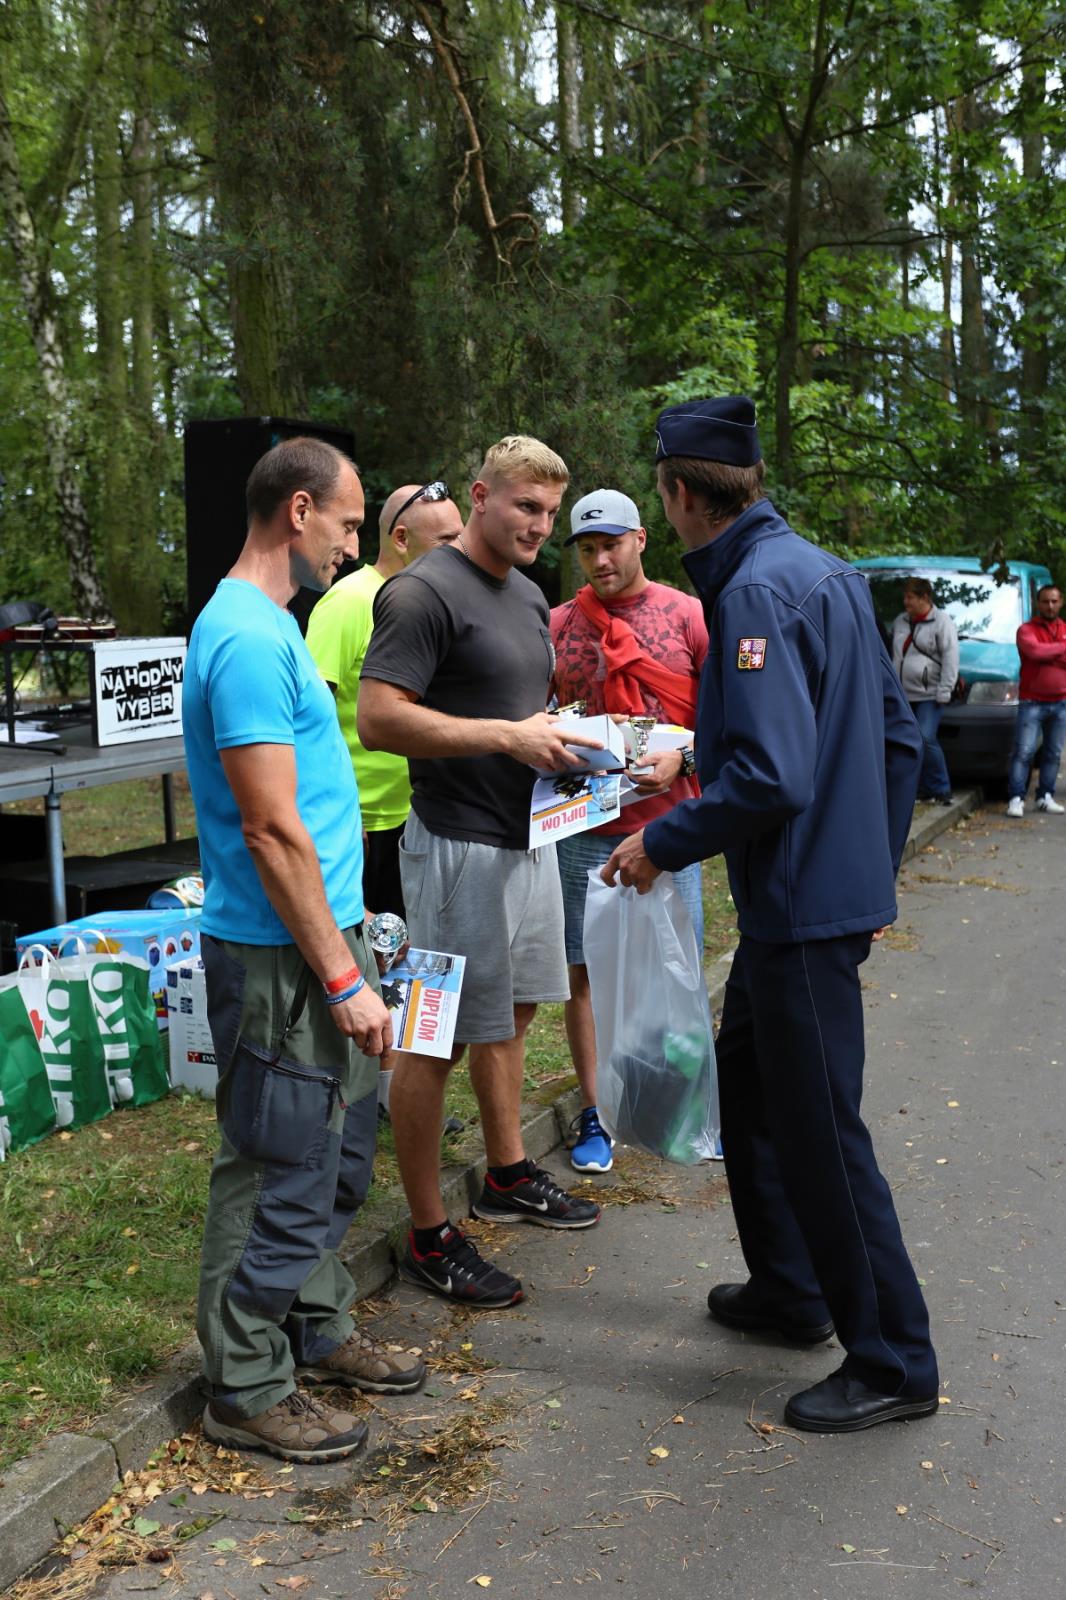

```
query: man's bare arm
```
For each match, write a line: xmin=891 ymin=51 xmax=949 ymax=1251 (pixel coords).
xmin=219 ymin=743 xmax=392 ymax=1054
xmin=358 ymin=678 xmax=603 ymax=770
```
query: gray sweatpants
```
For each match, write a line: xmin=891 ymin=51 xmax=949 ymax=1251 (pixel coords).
xmin=197 ymin=926 xmax=379 ymax=1418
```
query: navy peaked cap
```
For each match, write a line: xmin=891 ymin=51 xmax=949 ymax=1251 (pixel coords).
xmin=654 ymin=395 xmax=762 ymax=466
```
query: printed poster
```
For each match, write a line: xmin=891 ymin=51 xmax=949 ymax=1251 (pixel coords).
xmin=383 ymin=948 xmax=466 ymax=1059
xmin=90 ymin=637 xmax=186 ymax=746
xmin=529 ymin=771 xmax=622 ymax=848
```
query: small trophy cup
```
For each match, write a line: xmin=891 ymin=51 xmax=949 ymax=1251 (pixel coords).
xmin=629 ymin=715 xmax=656 ymax=775
xmin=368 ymin=911 xmax=407 ymax=973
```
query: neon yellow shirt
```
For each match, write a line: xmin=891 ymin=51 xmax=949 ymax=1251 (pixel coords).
xmin=304 ymin=566 xmax=411 ymax=831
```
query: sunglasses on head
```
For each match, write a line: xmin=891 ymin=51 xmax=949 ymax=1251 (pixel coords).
xmin=387 ymin=480 xmax=450 ymax=539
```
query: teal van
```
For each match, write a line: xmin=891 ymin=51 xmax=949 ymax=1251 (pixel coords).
xmin=852 ymin=556 xmax=1055 ymax=780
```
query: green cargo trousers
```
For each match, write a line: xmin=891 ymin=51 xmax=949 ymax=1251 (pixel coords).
xmin=197 ymin=924 xmax=380 ymax=1418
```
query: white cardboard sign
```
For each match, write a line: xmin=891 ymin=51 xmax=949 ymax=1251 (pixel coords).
xmin=90 ymin=637 xmax=186 ymax=745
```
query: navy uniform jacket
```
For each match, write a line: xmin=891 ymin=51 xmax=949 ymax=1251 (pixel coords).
xmin=643 ymin=500 xmax=922 ymax=943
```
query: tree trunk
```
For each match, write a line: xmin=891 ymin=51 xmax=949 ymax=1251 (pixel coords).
xmin=0 ymin=89 xmax=109 ymax=618
xmin=775 ymin=142 xmax=806 ymax=486
xmin=127 ymin=0 xmax=162 ymax=630
xmin=934 ymin=106 xmax=956 ymax=401
xmin=954 ymin=93 xmax=997 ymax=455
xmin=1018 ymin=47 xmax=1049 ymax=462
xmin=91 ymin=0 xmax=134 ymax=627
xmin=204 ymin=2 xmax=305 ymax=414
xmin=557 ymin=4 xmax=581 ymax=229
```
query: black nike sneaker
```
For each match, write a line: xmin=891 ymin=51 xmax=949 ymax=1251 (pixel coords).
xmin=398 ymin=1224 xmax=524 ymax=1308
xmin=473 ymin=1162 xmax=601 ymax=1229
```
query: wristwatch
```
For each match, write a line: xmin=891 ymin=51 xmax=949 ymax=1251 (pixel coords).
xmin=678 ymin=745 xmax=696 ymax=779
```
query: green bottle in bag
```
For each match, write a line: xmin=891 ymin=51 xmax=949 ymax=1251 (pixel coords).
xmin=662 ymin=1029 xmax=712 ymax=1165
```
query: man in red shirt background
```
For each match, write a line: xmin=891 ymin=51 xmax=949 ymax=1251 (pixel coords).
xmin=1006 ymin=583 xmax=1066 ymax=817
xmin=550 ymin=488 xmax=709 ymax=1172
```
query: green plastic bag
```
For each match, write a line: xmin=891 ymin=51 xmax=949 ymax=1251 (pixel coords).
xmin=0 ymin=975 xmax=57 ymax=1157
xmin=58 ymin=938 xmax=170 ymax=1108
xmin=16 ymin=947 xmax=113 ymax=1130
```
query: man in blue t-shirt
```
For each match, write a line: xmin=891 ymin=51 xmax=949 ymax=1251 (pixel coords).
xmin=184 ymin=437 xmax=425 ymax=1466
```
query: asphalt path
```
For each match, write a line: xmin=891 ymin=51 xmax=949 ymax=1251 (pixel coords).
xmin=83 ymin=804 xmax=1064 ymax=1600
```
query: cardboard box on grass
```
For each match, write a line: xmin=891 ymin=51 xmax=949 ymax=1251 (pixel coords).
xmin=165 ymin=956 xmax=217 ymax=1097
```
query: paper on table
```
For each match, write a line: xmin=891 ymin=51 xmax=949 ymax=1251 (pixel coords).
xmin=0 ymin=721 xmax=61 ymax=745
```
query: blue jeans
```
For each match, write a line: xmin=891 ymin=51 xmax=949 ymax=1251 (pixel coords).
xmin=909 ymin=700 xmax=952 ymax=799
xmin=1008 ymin=701 xmax=1066 ymax=800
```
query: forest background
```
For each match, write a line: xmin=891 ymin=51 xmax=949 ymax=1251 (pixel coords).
xmin=1 ymin=0 xmax=1064 ymax=632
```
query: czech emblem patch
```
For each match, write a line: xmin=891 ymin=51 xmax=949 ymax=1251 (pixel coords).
xmin=737 ymin=636 xmax=767 ymax=670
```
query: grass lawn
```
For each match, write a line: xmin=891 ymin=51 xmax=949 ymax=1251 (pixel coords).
xmin=6 ymin=773 xmax=199 ymax=857
xmin=0 ymin=781 xmax=737 ymax=1468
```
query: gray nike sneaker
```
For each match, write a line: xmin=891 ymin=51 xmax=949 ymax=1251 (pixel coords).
xmin=473 ymin=1161 xmax=601 ymax=1229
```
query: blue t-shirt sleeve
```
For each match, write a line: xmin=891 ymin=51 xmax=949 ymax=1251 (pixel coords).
xmin=203 ymin=616 xmax=300 ymax=749
xmin=645 ymin=584 xmax=821 ymax=869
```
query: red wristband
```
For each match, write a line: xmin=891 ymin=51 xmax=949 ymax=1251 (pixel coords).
xmin=324 ymin=964 xmax=362 ymax=994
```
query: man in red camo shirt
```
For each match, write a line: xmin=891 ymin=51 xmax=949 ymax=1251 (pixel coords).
xmin=1006 ymin=583 xmax=1066 ymax=818
xmin=550 ymin=488 xmax=709 ymax=1173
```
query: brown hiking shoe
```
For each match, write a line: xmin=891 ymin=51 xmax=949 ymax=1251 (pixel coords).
xmin=297 ymin=1326 xmax=427 ymax=1395
xmin=202 ymin=1390 xmax=368 ymax=1462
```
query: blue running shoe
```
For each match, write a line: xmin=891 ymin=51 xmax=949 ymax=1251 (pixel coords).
xmin=570 ymin=1106 xmax=613 ymax=1173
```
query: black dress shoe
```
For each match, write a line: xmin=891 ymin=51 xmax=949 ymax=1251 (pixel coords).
xmin=785 ymin=1366 xmax=939 ymax=1433
xmin=707 ymin=1282 xmax=834 ymax=1345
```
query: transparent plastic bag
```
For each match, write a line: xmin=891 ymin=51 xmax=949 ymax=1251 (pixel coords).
xmin=583 ymin=871 xmax=720 ymax=1164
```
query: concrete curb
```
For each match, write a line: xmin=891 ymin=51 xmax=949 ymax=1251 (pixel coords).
xmin=0 ymin=789 xmax=983 ymax=1587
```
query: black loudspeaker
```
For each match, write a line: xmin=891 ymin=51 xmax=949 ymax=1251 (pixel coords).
xmin=183 ymin=417 xmax=357 ymax=631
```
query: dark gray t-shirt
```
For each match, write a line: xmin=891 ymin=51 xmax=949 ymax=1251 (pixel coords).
xmin=361 ymin=545 xmax=555 ymax=848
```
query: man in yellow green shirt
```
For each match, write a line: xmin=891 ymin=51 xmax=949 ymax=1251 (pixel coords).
xmin=305 ymin=481 xmax=463 ymax=919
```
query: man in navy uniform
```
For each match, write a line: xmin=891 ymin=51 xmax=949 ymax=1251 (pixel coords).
xmin=603 ymin=397 xmax=939 ymax=1433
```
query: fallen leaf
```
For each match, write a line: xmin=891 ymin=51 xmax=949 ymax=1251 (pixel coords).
xmin=841 ymin=1543 xmax=856 ymax=1553
xmin=947 ymin=1100 xmax=959 ymax=1108
xmin=920 ymin=1461 xmax=934 ymax=1471
xmin=99 ymin=1130 xmax=113 ymax=1141
xmin=695 ymin=1261 xmax=710 ymax=1269
xmin=275 ymin=1579 xmax=309 ymax=1591
xmin=460 ymin=1342 xmax=473 ymax=1351
xmin=59 ymin=1132 xmax=73 ymax=1141
xmin=122 ymin=1227 xmax=138 ymax=1238
xmin=935 ymin=1158 xmax=948 ymax=1166
xmin=132 ymin=1517 xmax=161 ymax=1537
xmin=458 ymin=1387 xmax=479 ymax=1401
xmin=473 ymin=1579 xmax=492 ymax=1589
xmin=650 ymin=1446 xmax=669 ymax=1459
xmin=210 ymin=1538 xmax=237 ymax=1552
xmin=126 ymin=1263 xmax=140 ymax=1276
xmin=544 ymin=1398 xmax=562 ymax=1409
xmin=896 ymin=1505 xmax=908 ymax=1515
xmin=184 ymin=1141 xmax=201 ymax=1152
xmin=250 ymin=1557 xmax=268 ymax=1567
xmin=672 ymin=1415 xmax=685 ymax=1425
